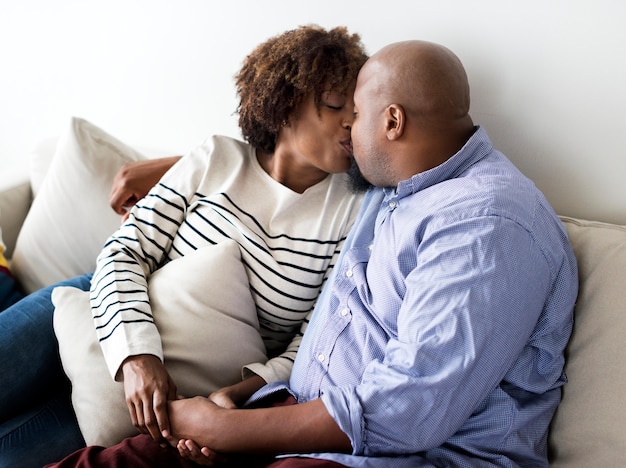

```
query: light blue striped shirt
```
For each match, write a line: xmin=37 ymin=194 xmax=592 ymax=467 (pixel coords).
xmin=254 ymin=126 xmax=578 ymax=467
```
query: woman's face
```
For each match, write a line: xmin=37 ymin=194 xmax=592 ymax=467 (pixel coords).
xmin=278 ymin=84 xmax=356 ymax=176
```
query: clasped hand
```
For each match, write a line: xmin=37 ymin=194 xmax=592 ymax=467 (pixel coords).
xmin=167 ymin=382 xmax=256 ymax=465
xmin=122 ymin=357 xmax=264 ymax=465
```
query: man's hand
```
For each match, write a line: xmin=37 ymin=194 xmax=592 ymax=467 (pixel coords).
xmin=109 ymin=156 xmax=181 ymax=218
xmin=162 ymin=397 xmax=226 ymax=465
xmin=167 ymin=376 xmax=268 ymax=465
xmin=121 ymin=354 xmax=177 ymax=442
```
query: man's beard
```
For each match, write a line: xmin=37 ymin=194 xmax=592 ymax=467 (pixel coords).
xmin=347 ymin=158 xmax=373 ymax=194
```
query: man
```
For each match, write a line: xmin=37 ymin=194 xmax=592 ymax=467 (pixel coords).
xmin=49 ymin=40 xmax=578 ymax=467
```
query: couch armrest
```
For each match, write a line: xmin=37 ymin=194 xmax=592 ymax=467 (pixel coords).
xmin=0 ymin=168 xmax=33 ymax=258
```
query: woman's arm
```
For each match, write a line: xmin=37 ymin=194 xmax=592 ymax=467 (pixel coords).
xmin=208 ymin=374 xmax=267 ymax=409
xmin=92 ymin=153 xmax=201 ymax=443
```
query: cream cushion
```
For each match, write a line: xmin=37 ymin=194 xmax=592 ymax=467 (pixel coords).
xmin=52 ymin=241 xmax=267 ymax=447
xmin=548 ymin=217 xmax=626 ymax=467
xmin=11 ymin=117 xmax=147 ymax=293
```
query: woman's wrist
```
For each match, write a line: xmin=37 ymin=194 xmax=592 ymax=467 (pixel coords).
xmin=230 ymin=374 xmax=266 ymax=404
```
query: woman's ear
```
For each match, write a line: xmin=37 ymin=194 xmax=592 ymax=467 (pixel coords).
xmin=385 ymin=104 xmax=405 ymax=140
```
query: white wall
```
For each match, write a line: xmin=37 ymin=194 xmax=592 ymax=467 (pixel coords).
xmin=1 ymin=0 xmax=625 ymax=224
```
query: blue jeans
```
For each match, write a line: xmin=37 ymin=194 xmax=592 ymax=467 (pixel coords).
xmin=0 ymin=274 xmax=92 ymax=468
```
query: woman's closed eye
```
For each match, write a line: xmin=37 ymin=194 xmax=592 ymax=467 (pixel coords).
xmin=325 ymin=103 xmax=343 ymax=111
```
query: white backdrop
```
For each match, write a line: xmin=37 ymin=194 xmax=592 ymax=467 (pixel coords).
xmin=1 ymin=0 xmax=625 ymax=224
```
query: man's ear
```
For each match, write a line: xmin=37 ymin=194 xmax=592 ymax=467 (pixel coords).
xmin=385 ymin=104 xmax=405 ymax=140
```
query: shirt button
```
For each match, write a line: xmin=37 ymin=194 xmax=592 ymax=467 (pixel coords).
xmin=389 ymin=201 xmax=397 ymax=209
xmin=317 ymin=354 xmax=325 ymax=362
xmin=345 ymin=269 xmax=353 ymax=278
xmin=340 ymin=308 xmax=349 ymax=317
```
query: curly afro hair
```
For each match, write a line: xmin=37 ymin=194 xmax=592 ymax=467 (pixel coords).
xmin=235 ymin=25 xmax=368 ymax=153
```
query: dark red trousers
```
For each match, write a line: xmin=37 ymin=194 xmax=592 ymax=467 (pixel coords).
xmin=46 ymin=394 xmax=346 ymax=468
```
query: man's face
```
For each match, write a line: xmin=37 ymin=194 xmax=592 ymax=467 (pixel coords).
xmin=349 ymin=61 xmax=394 ymax=189
xmin=346 ymin=80 xmax=371 ymax=193
xmin=346 ymin=158 xmax=371 ymax=193
xmin=350 ymin=65 xmax=373 ymax=173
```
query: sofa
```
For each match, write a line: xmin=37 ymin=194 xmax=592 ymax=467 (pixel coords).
xmin=1 ymin=117 xmax=625 ymax=466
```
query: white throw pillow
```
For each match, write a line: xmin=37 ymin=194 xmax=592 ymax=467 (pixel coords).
xmin=11 ymin=117 xmax=147 ymax=293
xmin=52 ymin=241 xmax=267 ymax=447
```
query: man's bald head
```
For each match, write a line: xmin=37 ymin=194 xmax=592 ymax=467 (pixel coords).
xmin=363 ymin=40 xmax=470 ymax=122
xmin=350 ymin=40 xmax=475 ymax=188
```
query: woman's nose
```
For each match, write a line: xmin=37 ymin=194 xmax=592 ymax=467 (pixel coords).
xmin=342 ymin=112 xmax=353 ymax=130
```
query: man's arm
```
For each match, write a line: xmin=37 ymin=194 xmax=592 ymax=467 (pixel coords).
xmin=110 ymin=156 xmax=182 ymax=217
xmin=166 ymin=396 xmax=352 ymax=456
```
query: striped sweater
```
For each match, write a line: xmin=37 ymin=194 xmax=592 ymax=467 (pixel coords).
xmin=90 ymin=135 xmax=363 ymax=384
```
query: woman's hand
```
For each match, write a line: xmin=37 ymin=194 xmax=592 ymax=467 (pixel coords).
xmin=208 ymin=374 xmax=267 ymax=409
xmin=109 ymin=156 xmax=181 ymax=219
xmin=121 ymin=354 xmax=178 ymax=442
xmin=177 ymin=438 xmax=228 ymax=466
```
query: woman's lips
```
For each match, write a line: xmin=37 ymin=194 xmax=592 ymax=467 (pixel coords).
xmin=341 ymin=139 xmax=353 ymax=156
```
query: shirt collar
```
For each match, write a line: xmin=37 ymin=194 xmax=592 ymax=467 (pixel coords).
xmin=388 ymin=126 xmax=493 ymax=201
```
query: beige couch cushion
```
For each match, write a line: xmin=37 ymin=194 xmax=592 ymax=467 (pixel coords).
xmin=549 ymin=217 xmax=626 ymax=466
xmin=11 ymin=117 xmax=147 ymax=293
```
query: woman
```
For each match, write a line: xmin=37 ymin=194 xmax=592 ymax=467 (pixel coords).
xmin=0 ymin=25 xmax=367 ymax=467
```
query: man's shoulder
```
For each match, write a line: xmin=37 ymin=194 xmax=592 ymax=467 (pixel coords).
xmin=412 ymin=155 xmax=567 ymax=247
